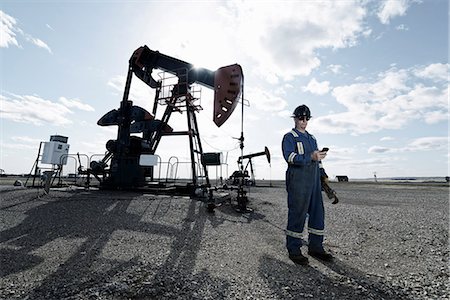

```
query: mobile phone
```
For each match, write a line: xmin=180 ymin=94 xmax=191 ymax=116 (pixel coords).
xmin=321 ymin=147 xmax=329 ymax=152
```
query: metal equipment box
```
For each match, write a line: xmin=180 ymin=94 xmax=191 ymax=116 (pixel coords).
xmin=41 ymin=141 xmax=70 ymax=165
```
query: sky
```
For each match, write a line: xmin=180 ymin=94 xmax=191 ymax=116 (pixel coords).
xmin=0 ymin=0 xmax=449 ymax=181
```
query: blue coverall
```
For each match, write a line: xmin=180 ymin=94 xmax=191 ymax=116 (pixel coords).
xmin=282 ymin=128 xmax=325 ymax=255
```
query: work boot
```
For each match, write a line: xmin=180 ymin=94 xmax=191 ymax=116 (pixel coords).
xmin=308 ymin=249 xmax=333 ymax=261
xmin=289 ymin=252 xmax=309 ymax=265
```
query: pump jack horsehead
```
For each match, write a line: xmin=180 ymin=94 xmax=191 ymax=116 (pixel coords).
xmin=90 ymin=45 xmax=245 ymax=211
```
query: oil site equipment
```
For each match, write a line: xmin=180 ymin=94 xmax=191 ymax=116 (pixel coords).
xmin=87 ymin=45 xmax=244 ymax=210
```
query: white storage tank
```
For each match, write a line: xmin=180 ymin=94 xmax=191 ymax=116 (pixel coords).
xmin=41 ymin=135 xmax=70 ymax=165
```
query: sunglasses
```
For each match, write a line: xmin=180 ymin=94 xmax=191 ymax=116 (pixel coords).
xmin=297 ymin=116 xmax=311 ymax=121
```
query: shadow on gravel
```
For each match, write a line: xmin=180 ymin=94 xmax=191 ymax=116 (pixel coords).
xmin=0 ymin=248 xmax=43 ymax=277
xmin=1 ymin=191 xmax=149 ymax=297
xmin=130 ymin=199 xmax=232 ymax=299
xmin=319 ymin=258 xmax=414 ymax=299
xmin=0 ymin=188 xmax=45 ymax=210
xmin=211 ymin=199 xmax=266 ymax=225
xmin=1 ymin=190 xmax=234 ymax=299
xmin=259 ymin=254 xmax=412 ymax=299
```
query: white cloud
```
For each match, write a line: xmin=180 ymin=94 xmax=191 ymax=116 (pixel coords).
xmin=414 ymin=63 xmax=449 ymax=82
xmin=396 ymin=24 xmax=409 ymax=31
xmin=380 ymin=136 xmax=394 ymax=141
xmin=277 ymin=109 xmax=292 ymax=118
xmin=0 ymin=10 xmax=52 ymax=53
xmin=59 ymin=97 xmax=95 ymax=111
xmin=245 ymin=87 xmax=288 ymax=112
xmin=312 ymin=63 xmax=449 ymax=135
xmin=377 ymin=0 xmax=410 ymax=24
xmin=107 ymin=75 xmax=155 ymax=111
xmin=11 ymin=136 xmax=42 ymax=144
xmin=303 ymin=78 xmax=331 ymax=95
xmin=1 ymin=93 xmax=73 ymax=126
xmin=369 ymin=136 xmax=449 ymax=155
xmin=368 ymin=146 xmax=391 ymax=153
xmin=0 ymin=141 xmax=37 ymax=151
xmin=25 ymin=36 xmax=52 ymax=54
xmin=1 ymin=136 xmax=43 ymax=154
xmin=80 ymin=134 xmax=115 ymax=155
xmin=223 ymin=1 xmax=368 ymax=81
xmin=0 ymin=10 xmax=18 ymax=47
xmin=424 ymin=110 xmax=449 ymax=124
xmin=325 ymin=156 xmax=392 ymax=178
xmin=406 ymin=136 xmax=448 ymax=151
xmin=328 ymin=64 xmax=343 ymax=74
xmin=107 ymin=76 xmax=123 ymax=93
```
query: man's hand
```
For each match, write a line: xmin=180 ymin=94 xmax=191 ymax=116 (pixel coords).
xmin=311 ymin=150 xmax=327 ymax=161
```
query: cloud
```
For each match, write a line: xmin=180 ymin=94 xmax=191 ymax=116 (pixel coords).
xmin=1 ymin=93 xmax=73 ymax=126
xmin=312 ymin=63 xmax=448 ymax=135
xmin=396 ymin=24 xmax=409 ymax=31
xmin=368 ymin=136 xmax=448 ymax=155
xmin=277 ymin=109 xmax=292 ymax=119
xmin=414 ymin=63 xmax=449 ymax=82
xmin=245 ymin=87 xmax=288 ymax=112
xmin=303 ymin=78 xmax=331 ymax=95
xmin=380 ymin=136 xmax=394 ymax=141
xmin=377 ymin=0 xmax=410 ymax=24
xmin=107 ymin=76 xmax=123 ymax=92
xmin=328 ymin=64 xmax=343 ymax=74
xmin=107 ymin=75 xmax=155 ymax=110
xmin=59 ymin=97 xmax=95 ymax=111
xmin=368 ymin=146 xmax=391 ymax=153
xmin=1 ymin=136 xmax=43 ymax=152
xmin=406 ymin=136 xmax=448 ymax=151
xmin=0 ymin=10 xmax=18 ymax=47
xmin=423 ymin=110 xmax=448 ymax=124
xmin=0 ymin=10 xmax=52 ymax=53
xmin=25 ymin=36 xmax=52 ymax=54
xmin=327 ymin=156 xmax=391 ymax=171
xmin=11 ymin=136 xmax=42 ymax=144
xmin=350 ymin=158 xmax=390 ymax=167
xmin=0 ymin=141 xmax=37 ymax=151
xmin=223 ymin=1 xmax=368 ymax=81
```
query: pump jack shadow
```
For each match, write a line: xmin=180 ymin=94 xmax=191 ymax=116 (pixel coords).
xmin=0 ymin=190 xmax=232 ymax=298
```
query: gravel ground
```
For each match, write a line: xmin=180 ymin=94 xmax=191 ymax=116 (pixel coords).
xmin=0 ymin=182 xmax=448 ymax=299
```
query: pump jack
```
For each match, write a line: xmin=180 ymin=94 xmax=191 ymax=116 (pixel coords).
xmin=237 ymin=147 xmax=271 ymax=186
xmin=90 ymin=45 xmax=243 ymax=210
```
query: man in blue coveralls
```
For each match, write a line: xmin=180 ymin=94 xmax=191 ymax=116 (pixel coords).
xmin=282 ymin=105 xmax=333 ymax=265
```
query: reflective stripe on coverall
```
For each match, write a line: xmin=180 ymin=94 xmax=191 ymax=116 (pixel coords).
xmin=282 ymin=128 xmax=325 ymax=255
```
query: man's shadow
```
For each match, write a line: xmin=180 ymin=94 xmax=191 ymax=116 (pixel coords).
xmin=258 ymin=254 xmax=412 ymax=299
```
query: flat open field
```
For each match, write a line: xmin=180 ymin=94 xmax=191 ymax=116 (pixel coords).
xmin=0 ymin=181 xmax=448 ymax=299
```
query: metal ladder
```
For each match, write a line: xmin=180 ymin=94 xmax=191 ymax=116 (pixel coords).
xmin=149 ymin=72 xmax=210 ymax=189
xmin=186 ymin=101 xmax=209 ymax=187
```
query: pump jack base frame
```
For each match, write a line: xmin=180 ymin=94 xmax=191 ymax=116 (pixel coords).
xmin=149 ymin=182 xmax=217 ymax=213
xmin=228 ymin=184 xmax=252 ymax=213
xmin=235 ymin=206 xmax=253 ymax=214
